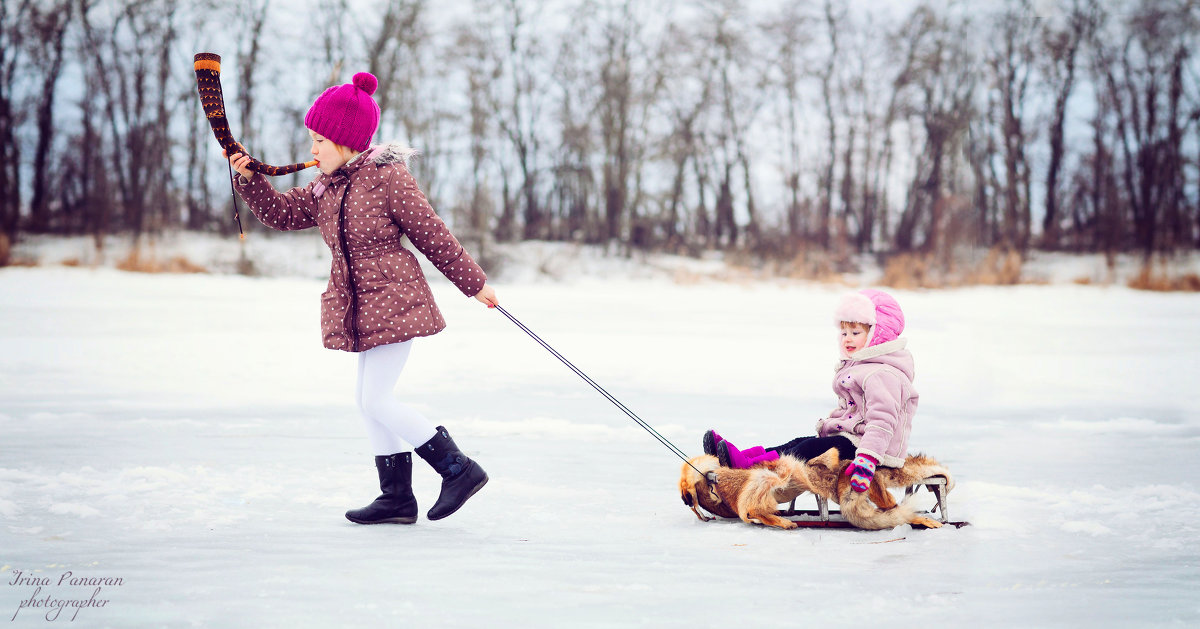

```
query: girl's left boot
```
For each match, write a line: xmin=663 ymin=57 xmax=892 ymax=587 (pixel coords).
xmin=345 ymin=453 xmax=418 ymax=525
xmin=415 ymin=426 xmax=489 ymax=520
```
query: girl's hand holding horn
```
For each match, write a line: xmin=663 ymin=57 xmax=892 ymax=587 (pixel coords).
xmin=223 ymin=145 xmax=253 ymax=181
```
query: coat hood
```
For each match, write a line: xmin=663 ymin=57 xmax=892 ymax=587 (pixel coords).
xmin=834 ymin=289 xmax=906 ymax=356
xmin=365 ymin=142 xmax=418 ymax=167
xmin=339 ymin=142 xmax=418 ymax=172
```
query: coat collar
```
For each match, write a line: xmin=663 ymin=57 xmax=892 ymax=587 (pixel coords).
xmin=311 ymin=152 xmax=368 ymax=198
xmin=327 ymin=150 xmax=370 ymax=183
xmin=839 ymin=338 xmax=907 ymax=364
xmin=311 ymin=142 xmax=415 ymax=198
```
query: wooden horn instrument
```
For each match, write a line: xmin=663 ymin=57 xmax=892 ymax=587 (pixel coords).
xmin=194 ymin=53 xmax=316 ymax=177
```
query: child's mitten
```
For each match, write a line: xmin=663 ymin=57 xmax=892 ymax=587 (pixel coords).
xmin=845 ymin=453 xmax=878 ymax=493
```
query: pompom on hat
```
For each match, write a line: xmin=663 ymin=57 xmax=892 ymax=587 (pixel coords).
xmin=304 ymin=72 xmax=381 ymax=152
xmin=834 ymin=289 xmax=905 ymax=349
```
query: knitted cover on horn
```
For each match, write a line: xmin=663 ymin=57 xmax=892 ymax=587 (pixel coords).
xmin=193 ymin=52 xmax=316 ymax=177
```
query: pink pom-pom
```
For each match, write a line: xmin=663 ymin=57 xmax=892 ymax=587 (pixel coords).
xmin=352 ymin=72 xmax=378 ymax=96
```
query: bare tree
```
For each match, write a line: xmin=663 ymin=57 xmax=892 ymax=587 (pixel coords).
xmin=892 ymin=5 xmax=978 ymax=256
xmin=24 ymin=1 xmax=74 ymax=233
xmin=699 ymin=0 xmax=767 ymax=250
xmin=234 ymin=0 xmax=270 ymax=158
xmin=0 ymin=0 xmax=30 ymax=245
xmin=1039 ymin=0 xmax=1094 ymax=249
xmin=4 ymin=0 xmax=1200 ymax=267
xmin=764 ymin=2 xmax=814 ymax=248
xmin=450 ymin=22 xmax=500 ymax=245
xmin=79 ymin=0 xmax=181 ymax=238
xmin=460 ymin=0 xmax=548 ymax=242
xmin=597 ymin=0 xmax=633 ymax=244
xmin=986 ymin=0 xmax=1037 ymax=253
xmin=365 ymin=0 xmax=424 ymax=118
xmin=313 ymin=0 xmax=349 ymax=84
xmin=656 ymin=16 xmax=718 ymax=252
xmin=364 ymin=0 xmax=460 ymax=210
xmin=1093 ymin=0 xmax=1197 ymax=257
xmin=545 ymin=3 xmax=598 ymax=242
xmin=814 ymin=0 xmax=845 ymax=251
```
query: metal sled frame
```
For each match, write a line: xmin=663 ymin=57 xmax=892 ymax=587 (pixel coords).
xmin=776 ymin=476 xmax=950 ymax=528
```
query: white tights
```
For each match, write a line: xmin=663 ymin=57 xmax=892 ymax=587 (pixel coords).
xmin=356 ymin=341 xmax=438 ymax=456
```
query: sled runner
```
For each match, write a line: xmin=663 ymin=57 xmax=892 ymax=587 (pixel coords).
xmin=681 ymin=451 xmax=970 ymax=530
xmin=777 ymin=476 xmax=967 ymax=528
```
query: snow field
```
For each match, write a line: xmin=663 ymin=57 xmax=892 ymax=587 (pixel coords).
xmin=1 ymin=266 xmax=1199 ymax=627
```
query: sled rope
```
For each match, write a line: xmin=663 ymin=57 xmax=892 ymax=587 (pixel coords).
xmin=494 ymin=305 xmax=707 ymax=478
xmin=225 ymin=155 xmax=244 ymax=238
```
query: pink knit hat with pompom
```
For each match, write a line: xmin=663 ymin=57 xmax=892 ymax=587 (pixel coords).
xmin=304 ymin=72 xmax=380 ymax=152
xmin=833 ymin=289 xmax=905 ymax=348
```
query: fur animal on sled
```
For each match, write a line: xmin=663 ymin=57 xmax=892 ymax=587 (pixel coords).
xmin=678 ymin=448 xmax=953 ymax=530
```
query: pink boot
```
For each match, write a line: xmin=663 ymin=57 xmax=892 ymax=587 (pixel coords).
xmin=717 ymin=441 xmax=780 ymax=469
xmin=706 ymin=431 xmax=765 ymax=459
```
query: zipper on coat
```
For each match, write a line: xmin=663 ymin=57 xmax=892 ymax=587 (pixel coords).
xmin=334 ymin=181 xmax=360 ymax=352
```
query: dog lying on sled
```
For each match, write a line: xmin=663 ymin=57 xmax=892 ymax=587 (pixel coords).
xmin=679 ymin=448 xmax=953 ymax=530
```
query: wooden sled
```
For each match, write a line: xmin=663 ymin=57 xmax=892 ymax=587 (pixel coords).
xmin=777 ymin=476 xmax=967 ymax=528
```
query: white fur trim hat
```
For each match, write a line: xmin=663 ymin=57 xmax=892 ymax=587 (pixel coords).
xmin=834 ymin=289 xmax=906 ymax=348
xmin=834 ymin=292 xmax=877 ymax=327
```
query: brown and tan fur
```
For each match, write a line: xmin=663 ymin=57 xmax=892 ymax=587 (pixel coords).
xmin=679 ymin=448 xmax=954 ymax=530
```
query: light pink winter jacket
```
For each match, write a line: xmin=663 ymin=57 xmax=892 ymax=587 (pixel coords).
xmin=815 ymin=338 xmax=918 ymax=468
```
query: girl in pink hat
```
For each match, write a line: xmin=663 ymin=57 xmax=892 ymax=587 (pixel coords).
xmin=703 ymin=289 xmax=919 ymax=494
xmin=226 ymin=72 xmax=494 ymax=526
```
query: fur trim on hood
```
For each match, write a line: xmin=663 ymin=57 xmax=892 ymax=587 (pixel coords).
xmin=367 ymin=142 xmax=419 ymax=166
xmin=835 ymin=293 xmax=877 ymax=327
xmin=311 ymin=142 xmax=420 ymax=198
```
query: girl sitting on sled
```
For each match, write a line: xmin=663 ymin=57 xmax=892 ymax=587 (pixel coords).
xmin=705 ymin=289 xmax=917 ymax=495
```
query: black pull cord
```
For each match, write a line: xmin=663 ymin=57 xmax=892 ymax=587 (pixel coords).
xmin=225 ymin=158 xmax=245 ymax=239
xmin=492 ymin=304 xmax=707 ymax=479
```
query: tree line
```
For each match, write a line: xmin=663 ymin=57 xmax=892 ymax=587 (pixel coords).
xmin=1 ymin=0 xmax=1197 ymax=268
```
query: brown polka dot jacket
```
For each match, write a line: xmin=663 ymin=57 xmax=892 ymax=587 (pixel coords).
xmin=234 ymin=143 xmax=487 ymax=352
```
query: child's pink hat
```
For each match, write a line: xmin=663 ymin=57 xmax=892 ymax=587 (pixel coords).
xmin=834 ymin=289 xmax=905 ymax=347
xmin=304 ymin=72 xmax=381 ymax=152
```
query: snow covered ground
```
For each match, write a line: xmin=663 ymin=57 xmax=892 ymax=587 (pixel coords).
xmin=2 ymin=249 xmax=1199 ymax=627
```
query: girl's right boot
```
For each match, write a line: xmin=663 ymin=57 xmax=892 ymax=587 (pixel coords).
xmin=345 ymin=453 xmax=419 ymax=525
xmin=705 ymin=431 xmax=767 ymax=459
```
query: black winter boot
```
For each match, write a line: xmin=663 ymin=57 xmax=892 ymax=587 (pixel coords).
xmin=345 ymin=453 xmax=418 ymax=525
xmin=415 ymin=426 xmax=488 ymax=521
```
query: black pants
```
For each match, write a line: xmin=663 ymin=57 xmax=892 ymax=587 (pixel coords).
xmin=768 ymin=435 xmax=856 ymax=461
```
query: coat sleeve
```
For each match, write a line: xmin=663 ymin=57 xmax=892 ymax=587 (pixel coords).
xmin=233 ymin=172 xmax=319 ymax=232
xmin=385 ymin=165 xmax=487 ymax=298
xmin=854 ymin=369 xmax=906 ymax=462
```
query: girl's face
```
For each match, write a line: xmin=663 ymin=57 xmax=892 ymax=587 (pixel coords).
xmin=309 ymin=131 xmax=356 ymax=174
xmin=840 ymin=323 xmax=870 ymax=356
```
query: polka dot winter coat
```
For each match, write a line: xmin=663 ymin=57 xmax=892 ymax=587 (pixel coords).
xmin=234 ymin=144 xmax=487 ymax=352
